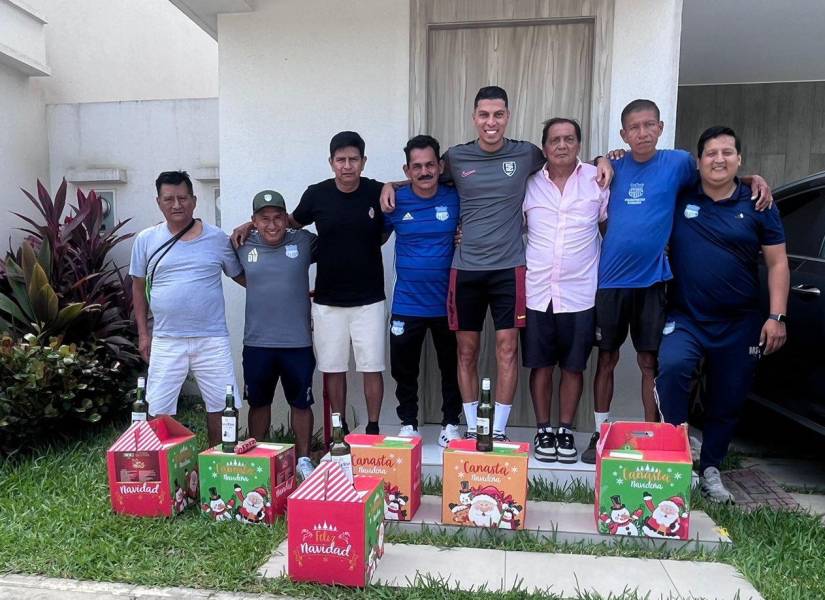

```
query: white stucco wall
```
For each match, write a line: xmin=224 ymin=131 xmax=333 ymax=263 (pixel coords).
xmin=46 ymin=98 xmax=219 ymax=269
xmin=0 ymin=63 xmax=49 ymax=249
xmin=38 ymin=0 xmax=217 ymax=104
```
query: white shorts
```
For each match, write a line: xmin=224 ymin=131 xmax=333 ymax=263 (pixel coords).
xmin=147 ymin=336 xmax=240 ymax=415
xmin=312 ymin=300 xmax=386 ymax=373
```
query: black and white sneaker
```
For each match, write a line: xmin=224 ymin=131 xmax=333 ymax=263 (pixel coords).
xmin=463 ymin=430 xmax=477 ymax=440
xmin=556 ymin=430 xmax=578 ymax=463
xmin=533 ymin=429 xmax=557 ymax=462
xmin=580 ymin=432 xmax=599 ymax=464
xmin=492 ymin=432 xmax=510 ymax=442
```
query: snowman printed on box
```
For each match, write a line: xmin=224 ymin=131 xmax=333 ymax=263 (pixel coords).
xmin=598 ymin=494 xmax=643 ymax=536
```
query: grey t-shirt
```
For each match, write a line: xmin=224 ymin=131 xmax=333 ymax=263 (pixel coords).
xmin=445 ymin=139 xmax=544 ymax=270
xmin=129 ymin=221 xmax=242 ymax=337
xmin=238 ymin=229 xmax=317 ymax=348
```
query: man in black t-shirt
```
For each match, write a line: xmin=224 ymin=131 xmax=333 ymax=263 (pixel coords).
xmin=233 ymin=133 xmax=387 ymax=434
xmin=291 ymin=131 xmax=388 ymax=434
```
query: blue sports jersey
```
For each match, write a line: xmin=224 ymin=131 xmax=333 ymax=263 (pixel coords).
xmin=385 ymin=184 xmax=459 ymax=317
xmin=668 ymin=180 xmax=785 ymax=322
xmin=598 ymin=150 xmax=697 ymax=289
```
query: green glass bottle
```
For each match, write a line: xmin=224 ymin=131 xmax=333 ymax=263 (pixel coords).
xmin=221 ymin=384 xmax=238 ymax=453
xmin=130 ymin=376 xmax=148 ymax=423
xmin=476 ymin=377 xmax=493 ymax=452
xmin=329 ymin=412 xmax=353 ymax=482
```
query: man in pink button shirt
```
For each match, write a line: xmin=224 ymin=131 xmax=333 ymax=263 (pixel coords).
xmin=522 ymin=118 xmax=609 ymax=463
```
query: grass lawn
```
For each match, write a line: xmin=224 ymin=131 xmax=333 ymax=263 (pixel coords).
xmin=0 ymin=407 xmax=822 ymax=600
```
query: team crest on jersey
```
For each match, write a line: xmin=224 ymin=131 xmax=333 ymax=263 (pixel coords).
xmin=247 ymin=248 xmax=258 ymax=263
xmin=390 ymin=320 xmax=405 ymax=336
xmin=663 ymin=321 xmax=676 ymax=335
xmin=368 ymin=207 xmax=375 ymax=219
xmin=502 ymin=161 xmax=517 ymax=177
xmin=684 ymin=204 xmax=700 ymax=219
xmin=285 ymin=244 xmax=299 ymax=259
xmin=435 ymin=206 xmax=449 ymax=221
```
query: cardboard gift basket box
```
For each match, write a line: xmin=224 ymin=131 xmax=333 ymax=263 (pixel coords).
xmin=107 ymin=417 xmax=199 ymax=517
xmin=198 ymin=442 xmax=296 ymax=524
xmin=346 ymin=433 xmax=422 ymax=521
xmin=287 ymin=461 xmax=385 ymax=587
xmin=441 ymin=439 xmax=529 ymax=530
xmin=595 ymin=421 xmax=693 ymax=539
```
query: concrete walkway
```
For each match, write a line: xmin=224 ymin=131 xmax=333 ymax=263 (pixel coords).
xmin=0 ymin=575 xmax=293 ymax=600
xmin=260 ymin=541 xmax=764 ymax=599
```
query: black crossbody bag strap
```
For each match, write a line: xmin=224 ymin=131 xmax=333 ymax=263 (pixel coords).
xmin=144 ymin=219 xmax=197 ymax=302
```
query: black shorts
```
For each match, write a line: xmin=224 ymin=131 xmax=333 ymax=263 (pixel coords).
xmin=447 ymin=266 xmax=527 ymax=331
xmin=594 ymin=283 xmax=667 ymax=353
xmin=521 ymin=303 xmax=595 ymax=372
xmin=242 ymin=346 xmax=316 ymax=409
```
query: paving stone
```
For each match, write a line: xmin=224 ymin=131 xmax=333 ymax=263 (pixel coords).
xmin=661 ymin=559 xmax=764 ymax=599
xmin=720 ymin=468 xmax=800 ymax=511
xmin=373 ymin=543 xmax=506 ymax=590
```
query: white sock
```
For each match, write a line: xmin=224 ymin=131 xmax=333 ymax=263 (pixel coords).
xmin=463 ymin=401 xmax=478 ymax=432
xmin=594 ymin=411 xmax=610 ymax=433
xmin=493 ymin=402 xmax=511 ymax=435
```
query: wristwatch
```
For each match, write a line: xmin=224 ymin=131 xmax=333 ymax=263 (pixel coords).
xmin=769 ymin=313 xmax=787 ymax=323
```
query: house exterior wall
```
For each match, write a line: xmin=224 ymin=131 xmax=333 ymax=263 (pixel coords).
xmin=216 ymin=0 xmax=682 ymax=428
xmin=46 ymin=98 xmax=219 ymax=269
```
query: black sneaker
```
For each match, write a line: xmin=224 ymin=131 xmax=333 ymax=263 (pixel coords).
xmin=533 ymin=430 xmax=557 ymax=462
xmin=365 ymin=422 xmax=380 ymax=435
xmin=492 ymin=432 xmax=509 ymax=442
xmin=556 ymin=431 xmax=578 ymax=463
xmin=463 ymin=430 xmax=477 ymax=440
xmin=580 ymin=432 xmax=599 ymax=464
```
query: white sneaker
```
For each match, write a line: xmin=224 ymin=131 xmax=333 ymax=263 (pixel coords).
xmin=700 ymin=466 xmax=735 ymax=504
xmin=296 ymin=457 xmax=315 ymax=481
xmin=398 ymin=424 xmax=421 ymax=438
xmin=438 ymin=424 xmax=462 ymax=448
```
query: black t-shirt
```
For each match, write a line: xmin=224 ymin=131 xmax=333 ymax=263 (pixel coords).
xmin=292 ymin=177 xmax=385 ymax=307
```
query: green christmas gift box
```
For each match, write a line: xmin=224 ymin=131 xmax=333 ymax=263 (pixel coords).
xmin=595 ymin=421 xmax=693 ymax=540
xmin=198 ymin=442 xmax=296 ymax=525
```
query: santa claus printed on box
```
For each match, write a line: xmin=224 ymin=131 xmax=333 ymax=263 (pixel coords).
xmin=641 ymin=492 xmax=689 ymax=539
xmin=446 ymin=484 xmax=523 ymax=530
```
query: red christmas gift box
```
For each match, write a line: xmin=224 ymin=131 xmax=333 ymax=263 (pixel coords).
xmin=107 ymin=417 xmax=199 ymax=517
xmin=346 ymin=434 xmax=422 ymax=521
xmin=595 ymin=421 xmax=693 ymax=540
xmin=198 ymin=442 xmax=296 ymax=525
xmin=441 ymin=439 xmax=530 ymax=530
xmin=288 ymin=461 xmax=385 ymax=587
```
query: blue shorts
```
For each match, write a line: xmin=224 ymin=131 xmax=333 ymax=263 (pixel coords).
xmin=242 ymin=346 xmax=316 ymax=409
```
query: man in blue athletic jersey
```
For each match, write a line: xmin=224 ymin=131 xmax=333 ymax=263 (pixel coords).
xmin=581 ymin=99 xmax=772 ymax=464
xmin=385 ymin=135 xmax=462 ymax=446
xmin=656 ymin=126 xmax=788 ymax=503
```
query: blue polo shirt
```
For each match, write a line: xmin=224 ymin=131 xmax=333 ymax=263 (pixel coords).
xmin=668 ymin=180 xmax=785 ymax=322
xmin=598 ymin=150 xmax=697 ymax=289
xmin=384 ymin=184 xmax=459 ymax=317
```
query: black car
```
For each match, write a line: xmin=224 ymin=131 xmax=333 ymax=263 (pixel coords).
xmin=752 ymin=171 xmax=825 ymax=436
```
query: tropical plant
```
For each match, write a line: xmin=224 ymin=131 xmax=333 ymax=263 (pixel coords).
xmin=1 ymin=179 xmax=138 ymax=363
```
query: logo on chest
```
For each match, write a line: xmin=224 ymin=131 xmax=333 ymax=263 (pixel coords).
xmin=285 ymin=244 xmax=299 ymax=259
xmin=502 ymin=161 xmax=517 ymax=177
xmin=368 ymin=207 xmax=375 ymax=220
xmin=684 ymin=204 xmax=700 ymax=219
xmin=435 ymin=206 xmax=449 ymax=221
xmin=625 ymin=183 xmax=645 ymax=205
xmin=247 ymin=248 xmax=258 ymax=263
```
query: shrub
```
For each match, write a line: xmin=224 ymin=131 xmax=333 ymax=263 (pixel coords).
xmin=0 ymin=335 xmax=131 ymax=453
xmin=0 ymin=180 xmax=139 ymax=452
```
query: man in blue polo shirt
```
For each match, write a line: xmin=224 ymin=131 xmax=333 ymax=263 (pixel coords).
xmin=582 ymin=99 xmax=772 ymax=464
xmin=385 ymin=135 xmax=462 ymax=447
xmin=656 ymin=126 xmax=788 ymax=503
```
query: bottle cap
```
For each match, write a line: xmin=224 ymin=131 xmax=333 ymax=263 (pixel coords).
xmin=137 ymin=376 xmax=146 ymax=388
xmin=226 ymin=384 xmax=233 ymax=395
xmin=481 ymin=377 xmax=491 ymax=391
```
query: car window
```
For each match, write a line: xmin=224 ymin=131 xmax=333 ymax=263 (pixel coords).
xmin=778 ymin=188 xmax=825 ymax=258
